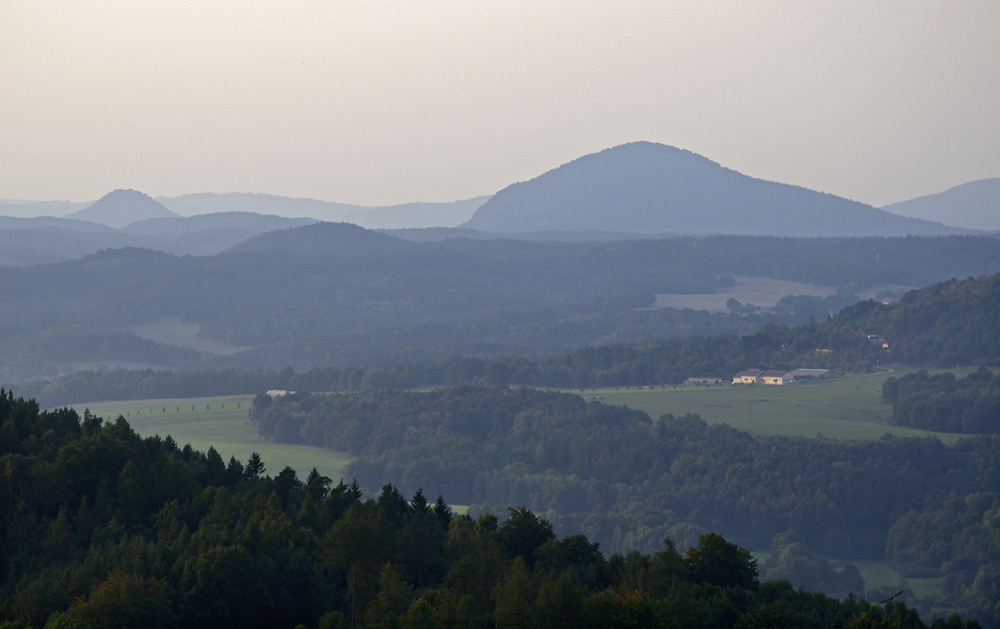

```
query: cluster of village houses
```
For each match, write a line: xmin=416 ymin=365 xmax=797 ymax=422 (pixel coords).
xmin=686 ymin=368 xmax=834 ymax=386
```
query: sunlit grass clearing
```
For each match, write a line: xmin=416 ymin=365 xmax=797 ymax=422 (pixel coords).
xmin=579 ymin=367 xmax=976 ymax=443
xmin=72 ymin=395 xmax=354 ymax=482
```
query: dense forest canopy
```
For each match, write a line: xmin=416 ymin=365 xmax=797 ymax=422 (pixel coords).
xmin=3 ymin=390 xmax=977 ymax=628
xmin=248 ymin=384 xmax=1000 ymax=625
xmin=18 ymin=273 xmax=1000 ymax=407
xmin=1 ymin=234 xmax=999 ymax=382
xmin=883 ymin=368 xmax=1000 ymax=433
xmin=249 ymin=387 xmax=1000 ymax=593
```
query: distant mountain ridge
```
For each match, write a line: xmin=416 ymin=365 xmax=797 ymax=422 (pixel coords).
xmin=338 ymin=197 xmax=492 ymax=229
xmin=0 ymin=216 xmax=112 ymax=232
xmin=65 ymin=189 xmax=180 ymax=228
xmin=0 ymin=192 xmax=491 ymax=228
xmin=0 ymin=190 xmax=483 ymax=264
xmin=0 ymin=212 xmax=321 ymax=265
xmin=882 ymin=178 xmax=1000 ymax=232
xmin=463 ymin=142 xmax=972 ymax=237
xmin=121 ymin=211 xmax=317 ymax=237
xmin=157 ymin=192 xmax=361 ymax=220
xmin=0 ymin=199 xmax=90 ymax=218
xmin=157 ymin=192 xmax=490 ymax=228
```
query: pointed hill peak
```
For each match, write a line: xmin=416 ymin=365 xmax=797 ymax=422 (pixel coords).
xmin=66 ymin=189 xmax=180 ymax=228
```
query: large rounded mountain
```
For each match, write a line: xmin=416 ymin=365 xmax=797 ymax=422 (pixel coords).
xmin=463 ymin=142 xmax=968 ymax=237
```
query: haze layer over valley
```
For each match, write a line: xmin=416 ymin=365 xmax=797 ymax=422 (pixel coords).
xmin=3 ymin=4 xmax=999 ymax=625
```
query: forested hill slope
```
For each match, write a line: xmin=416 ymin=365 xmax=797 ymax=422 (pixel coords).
xmin=225 ymin=221 xmax=416 ymax=256
xmin=1 ymin=234 xmax=998 ymax=385
xmin=14 ymin=273 xmax=1000 ymax=407
xmin=251 ymin=385 xmax=1000 ymax=625
xmin=463 ymin=142 xmax=970 ymax=237
xmin=2 ymin=390 xmax=961 ymax=628
xmin=832 ymin=273 xmax=1000 ymax=366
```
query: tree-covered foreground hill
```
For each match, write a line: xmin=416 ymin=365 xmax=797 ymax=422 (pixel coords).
xmin=251 ymin=385 xmax=1000 ymax=624
xmin=2 ymin=390 xmax=977 ymax=628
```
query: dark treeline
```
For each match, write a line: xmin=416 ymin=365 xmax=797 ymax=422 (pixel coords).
xmin=882 ymin=367 xmax=1000 ymax=433
xmin=23 ymin=368 xmax=295 ymax=409
xmin=20 ymin=273 xmax=1000 ymax=408
xmin=213 ymin=302 xmax=783 ymax=374
xmin=2 ymin=390 xmax=971 ymax=629
xmin=5 ymin=235 xmax=997 ymax=339
xmin=249 ymin=386 xmax=1000 ymax=625
xmin=0 ymin=300 xmax=805 ymax=384
xmin=2 ymin=234 xmax=999 ymax=382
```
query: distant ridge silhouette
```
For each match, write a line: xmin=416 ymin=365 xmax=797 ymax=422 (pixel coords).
xmin=882 ymin=178 xmax=1000 ymax=232
xmin=226 ymin=221 xmax=414 ymax=256
xmin=463 ymin=142 xmax=972 ymax=237
xmin=66 ymin=189 xmax=180 ymax=228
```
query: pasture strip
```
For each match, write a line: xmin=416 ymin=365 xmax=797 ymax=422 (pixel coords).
xmin=71 ymin=395 xmax=354 ymax=482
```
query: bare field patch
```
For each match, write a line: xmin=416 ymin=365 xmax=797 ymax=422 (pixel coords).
xmin=652 ymin=275 xmax=838 ymax=312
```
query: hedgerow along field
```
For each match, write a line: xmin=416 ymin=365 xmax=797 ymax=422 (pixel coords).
xmin=586 ymin=367 xmax=975 ymax=443
xmin=70 ymin=394 xmax=355 ymax=481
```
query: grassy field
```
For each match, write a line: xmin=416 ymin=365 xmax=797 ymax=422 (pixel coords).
xmin=73 ymin=395 xmax=355 ymax=482
xmin=128 ymin=315 xmax=250 ymax=355
xmin=651 ymin=275 xmax=918 ymax=313
xmin=750 ymin=552 xmax=942 ymax=604
xmin=652 ymin=276 xmax=838 ymax=312
xmin=581 ymin=367 xmax=975 ymax=443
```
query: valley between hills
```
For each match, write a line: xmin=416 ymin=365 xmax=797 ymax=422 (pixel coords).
xmin=3 ymin=142 xmax=999 ymax=627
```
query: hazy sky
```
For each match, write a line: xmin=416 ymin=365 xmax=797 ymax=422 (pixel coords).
xmin=2 ymin=1 xmax=998 ymax=207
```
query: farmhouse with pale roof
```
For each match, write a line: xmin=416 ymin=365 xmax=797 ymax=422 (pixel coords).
xmin=759 ymin=370 xmax=791 ymax=385
xmin=732 ymin=370 xmax=764 ymax=384
xmin=686 ymin=376 xmax=724 ymax=385
xmin=786 ymin=368 xmax=833 ymax=381
xmin=732 ymin=368 xmax=839 ymax=385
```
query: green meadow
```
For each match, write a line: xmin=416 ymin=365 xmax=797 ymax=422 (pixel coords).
xmin=72 ymin=395 xmax=355 ymax=482
xmin=581 ymin=367 xmax=975 ymax=443
xmin=128 ymin=314 xmax=251 ymax=355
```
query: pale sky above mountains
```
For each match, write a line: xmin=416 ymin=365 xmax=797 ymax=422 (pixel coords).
xmin=1 ymin=1 xmax=998 ymax=209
